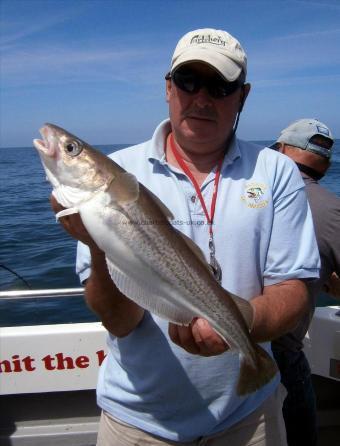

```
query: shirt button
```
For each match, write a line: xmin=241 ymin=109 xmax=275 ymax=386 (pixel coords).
xmin=190 ymin=195 xmax=196 ymax=203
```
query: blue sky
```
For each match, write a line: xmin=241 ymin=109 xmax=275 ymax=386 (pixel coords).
xmin=1 ymin=0 xmax=340 ymax=147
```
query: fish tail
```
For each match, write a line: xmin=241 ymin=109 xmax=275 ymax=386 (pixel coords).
xmin=237 ymin=344 xmax=278 ymax=396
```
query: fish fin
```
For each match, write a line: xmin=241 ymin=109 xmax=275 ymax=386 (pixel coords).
xmin=55 ymin=207 xmax=79 ymax=221
xmin=105 ymin=257 xmax=193 ymax=325
xmin=228 ymin=293 xmax=254 ymax=331
xmin=237 ymin=344 xmax=278 ymax=396
xmin=108 ymin=172 xmax=140 ymax=204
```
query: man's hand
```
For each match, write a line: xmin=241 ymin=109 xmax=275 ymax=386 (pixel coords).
xmin=50 ymin=194 xmax=100 ymax=251
xmin=168 ymin=318 xmax=229 ymax=356
xmin=323 ymin=272 xmax=340 ymax=300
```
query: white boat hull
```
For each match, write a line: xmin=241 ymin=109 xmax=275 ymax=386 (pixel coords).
xmin=0 ymin=322 xmax=107 ymax=395
xmin=303 ymin=306 xmax=340 ymax=381
xmin=0 ymin=289 xmax=339 ymax=445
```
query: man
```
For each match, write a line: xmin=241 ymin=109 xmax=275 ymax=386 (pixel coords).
xmin=271 ymin=118 xmax=340 ymax=446
xmin=52 ymin=29 xmax=320 ymax=445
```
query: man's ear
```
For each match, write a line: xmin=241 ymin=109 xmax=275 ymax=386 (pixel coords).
xmin=277 ymin=143 xmax=285 ymax=154
xmin=166 ymin=79 xmax=171 ymax=103
xmin=239 ymin=83 xmax=251 ymax=112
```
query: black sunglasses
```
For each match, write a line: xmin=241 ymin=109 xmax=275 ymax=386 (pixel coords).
xmin=165 ymin=67 xmax=245 ymax=99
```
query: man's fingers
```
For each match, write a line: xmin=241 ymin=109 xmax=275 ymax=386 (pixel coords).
xmin=50 ymin=194 xmax=57 ymax=208
xmin=191 ymin=319 xmax=229 ymax=356
xmin=168 ymin=323 xmax=200 ymax=354
xmin=168 ymin=319 xmax=229 ymax=356
xmin=50 ymin=194 xmax=65 ymax=213
xmin=49 ymin=194 xmax=89 ymax=243
xmin=49 ymin=194 xmax=100 ymax=249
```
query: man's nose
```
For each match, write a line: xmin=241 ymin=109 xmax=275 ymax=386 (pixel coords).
xmin=192 ymin=87 xmax=213 ymax=106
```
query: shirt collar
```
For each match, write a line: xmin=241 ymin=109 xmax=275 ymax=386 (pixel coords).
xmin=147 ymin=119 xmax=172 ymax=164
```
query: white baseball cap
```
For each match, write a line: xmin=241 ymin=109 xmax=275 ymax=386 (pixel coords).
xmin=277 ymin=118 xmax=334 ymax=159
xmin=170 ymin=28 xmax=247 ymax=82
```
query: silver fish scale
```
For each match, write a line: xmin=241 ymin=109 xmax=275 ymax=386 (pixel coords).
xmin=115 ymin=203 xmax=200 ymax=288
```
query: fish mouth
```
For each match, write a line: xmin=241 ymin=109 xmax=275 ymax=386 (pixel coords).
xmin=33 ymin=124 xmax=56 ymax=157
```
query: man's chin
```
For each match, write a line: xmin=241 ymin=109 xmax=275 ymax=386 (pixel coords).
xmin=178 ymin=122 xmax=220 ymax=146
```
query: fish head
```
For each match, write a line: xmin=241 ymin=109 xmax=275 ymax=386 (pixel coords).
xmin=33 ymin=123 xmax=116 ymax=208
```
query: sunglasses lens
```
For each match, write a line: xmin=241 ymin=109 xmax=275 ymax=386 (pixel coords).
xmin=173 ymin=71 xmax=199 ymax=93
xmin=210 ymin=78 xmax=241 ymax=98
xmin=172 ymin=68 xmax=242 ymax=98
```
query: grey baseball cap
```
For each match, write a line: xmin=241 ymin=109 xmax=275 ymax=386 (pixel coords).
xmin=277 ymin=118 xmax=334 ymax=159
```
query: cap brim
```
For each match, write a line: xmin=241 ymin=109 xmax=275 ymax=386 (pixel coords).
xmin=171 ymin=48 xmax=243 ymax=81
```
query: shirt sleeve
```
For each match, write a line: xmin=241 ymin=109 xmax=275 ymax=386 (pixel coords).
xmin=264 ymin=175 xmax=320 ymax=286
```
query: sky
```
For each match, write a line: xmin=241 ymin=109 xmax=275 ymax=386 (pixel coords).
xmin=1 ymin=0 xmax=340 ymax=147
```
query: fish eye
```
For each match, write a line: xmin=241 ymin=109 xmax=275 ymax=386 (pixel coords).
xmin=64 ymin=140 xmax=83 ymax=157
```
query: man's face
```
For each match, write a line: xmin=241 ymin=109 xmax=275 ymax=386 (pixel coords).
xmin=166 ymin=62 xmax=250 ymax=151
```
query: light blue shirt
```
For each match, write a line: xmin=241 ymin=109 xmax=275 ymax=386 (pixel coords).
xmin=76 ymin=119 xmax=320 ymax=441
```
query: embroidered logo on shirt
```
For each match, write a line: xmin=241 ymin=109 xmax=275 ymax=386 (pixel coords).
xmin=241 ymin=183 xmax=268 ymax=208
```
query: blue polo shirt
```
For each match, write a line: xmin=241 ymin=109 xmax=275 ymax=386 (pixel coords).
xmin=76 ymin=119 xmax=319 ymax=441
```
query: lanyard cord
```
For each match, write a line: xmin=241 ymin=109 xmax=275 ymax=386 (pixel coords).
xmin=169 ymin=133 xmax=224 ymax=282
xmin=169 ymin=133 xmax=224 ymax=237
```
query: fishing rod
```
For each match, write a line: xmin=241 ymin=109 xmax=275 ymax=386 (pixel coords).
xmin=0 ymin=263 xmax=32 ymax=289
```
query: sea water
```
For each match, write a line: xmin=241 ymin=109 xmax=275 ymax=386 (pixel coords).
xmin=0 ymin=141 xmax=339 ymax=326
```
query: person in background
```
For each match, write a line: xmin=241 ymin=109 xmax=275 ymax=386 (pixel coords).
xmin=324 ymin=271 xmax=340 ymax=297
xmin=271 ymin=118 xmax=340 ymax=446
xmin=51 ymin=29 xmax=320 ymax=446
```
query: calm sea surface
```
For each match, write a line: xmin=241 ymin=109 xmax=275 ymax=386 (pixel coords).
xmin=1 ymin=141 xmax=339 ymax=327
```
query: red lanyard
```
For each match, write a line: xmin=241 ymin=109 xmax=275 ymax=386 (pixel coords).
xmin=169 ymin=133 xmax=224 ymax=282
xmin=169 ymin=133 xmax=223 ymax=237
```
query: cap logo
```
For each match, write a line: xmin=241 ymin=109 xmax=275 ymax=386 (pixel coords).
xmin=190 ymin=34 xmax=229 ymax=47
xmin=316 ymin=125 xmax=330 ymax=136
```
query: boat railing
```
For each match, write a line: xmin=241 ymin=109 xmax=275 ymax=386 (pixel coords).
xmin=0 ymin=287 xmax=84 ymax=301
